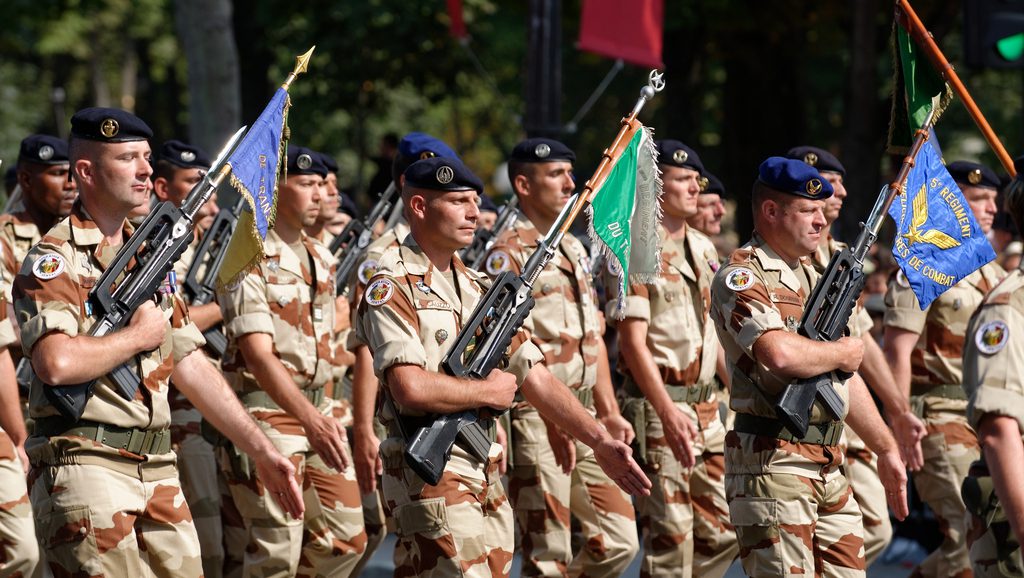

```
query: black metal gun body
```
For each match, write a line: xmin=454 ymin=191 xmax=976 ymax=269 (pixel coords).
xmin=461 ymin=197 xmax=519 ymax=270
xmin=333 ymin=182 xmax=398 ymax=296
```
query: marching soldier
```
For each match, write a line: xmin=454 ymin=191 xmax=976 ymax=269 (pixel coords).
xmin=710 ymin=157 xmax=908 ymax=577
xmin=610 ymin=140 xmax=736 ymax=577
xmin=217 ymin=145 xmax=365 ymax=577
xmin=961 ymin=160 xmax=1024 ymax=577
xmin=355 ymin=155 xmax=650 ymax=577
xmin=884 ymin=160 xmax=1006 ymax=578
xmin=686 ymin=170 xmax=727 ymax=240
xmin=306 ymin=151 xmax=341 ymax=248
xmin=13 ymin=107 xmax=303 ymax=577
xmin=484 ymin=138 xmax=639 ymax=577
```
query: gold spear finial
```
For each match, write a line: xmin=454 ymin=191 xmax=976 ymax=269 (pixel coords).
xmin=282 ymin=46 xmax=315 ymax=90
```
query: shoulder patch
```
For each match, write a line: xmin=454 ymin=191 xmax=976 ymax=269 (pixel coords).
xmin=975 ymin=320 xmax=1009 ymax=355
xmin=896 ymin=269 xmax=910 ymax=288
xmin=725 ymin=267 xmax=755 ymax=291
xmin=365 ymin=278 xmax=395 ymax=306
xmin=32 ymin=254 xmax=65 ymax=280
xmin=357 ymin=259 xmax=379 ymax=285
xmin=485 ymin=251 xmax=511 ymax=275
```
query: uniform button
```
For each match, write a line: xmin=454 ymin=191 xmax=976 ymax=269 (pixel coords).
xmin=79 ymin=527 xmax=88 ymax=535
xmin=651 ymin=462 xmax=661 ymax=472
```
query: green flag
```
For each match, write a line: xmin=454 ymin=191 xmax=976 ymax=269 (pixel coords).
xmin=588 ymin=123 xmax=662 ymax=318
xmin=887 ymin=14 xmax=952 ymax=152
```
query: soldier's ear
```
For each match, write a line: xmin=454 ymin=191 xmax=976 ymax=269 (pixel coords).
xmin=152 ymin=177 xmax=170 ymax=201
xmin=407 ymin=192 xmax=428 ymax=220
xmin=73 ymin=159 xmax=93 ymax=189
xmin=513 ymin=173 xmax=531 ymax=198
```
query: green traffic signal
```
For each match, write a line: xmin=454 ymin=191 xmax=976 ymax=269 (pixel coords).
xmin=996 ymin=32 xmax=1024 ymax=61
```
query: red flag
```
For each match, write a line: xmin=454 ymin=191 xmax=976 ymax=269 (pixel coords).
xmin=578 ymin=0 xmax=664 ymax=68
xmin=447 ymin=0 xmax=467 ymax=39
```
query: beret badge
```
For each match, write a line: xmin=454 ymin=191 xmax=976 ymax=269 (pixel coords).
xmin=181 ymin=151 xmax=196 ymax=163
xmin=806 ymin=178 xmax=823 ymax=197
xmin=535 ymin=143 xmax=551 ymax=159
xmin=38 ymin=145 xmax=54 ymax=161
xmin=100 ymin=118 xmax=119 ymax=138
xmin=436 ymin=165 xmax=455 ymax=184
xmin=419 ymin=151 xmax=437 ymax=160
xmin=672 ymin=149 xmax=688 ymax=164
xmin=297 ymin=154 xmax=313 ymax=170
xmin=968 ymin=169 xmax=982 ymax=185
xmin=803 ymin=152 xmax=818 ymax=166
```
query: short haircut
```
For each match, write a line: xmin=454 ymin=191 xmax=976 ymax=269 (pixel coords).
xmin=507 ymin=160 xmax=536 ymax=194
xmin=1005 ymin=179 xmax=1024 ymax=233
xmin=152 ymin=159 xmax=181 ymax=182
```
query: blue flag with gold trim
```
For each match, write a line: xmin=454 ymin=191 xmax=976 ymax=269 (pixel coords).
xmin=887 ymin=140 xmax=996 ymax=309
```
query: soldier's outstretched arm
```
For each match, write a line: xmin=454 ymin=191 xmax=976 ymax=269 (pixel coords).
xmin=351 ymin=344 xmax=382 ymax=495
xmin=978 ymin=413 xmax=1024 ymax=542
xmin=172 ymin=349 xmax=304 ymax=519
xmin=0 ymin=348 xmax=27 ymax=472
xmin=385 ymin=364 xmax=517 ymax=414
xmin=752 ymin=329 xmax=863 ymax=379
xmin=859 ymin=335 xmax=926 ymax=470
xmin=844 ymin=372 xmax=909 ymax=521
xmin=521 ymin=363 xmax=652 ymax=497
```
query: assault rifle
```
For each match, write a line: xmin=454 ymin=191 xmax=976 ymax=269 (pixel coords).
xmin=43 ymin=127 xmax=247 ymax=420
xmin=182 ymin=196 xmax=247 ymax=357
xmin=774 ymin=109 xmax=937 ymax=437
xmin=404 ymin=70 xmax=666 ymax=485
xmin=331 ymin=182 xmax=398 ymax=296
xmin=460 ymin=196 xmax=519 ymax=270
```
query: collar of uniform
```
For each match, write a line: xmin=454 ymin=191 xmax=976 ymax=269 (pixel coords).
xmin=0 ymin=211 xmax=39 ymax=239
xmin=657 ymin=224 xmax=696 ymax=282
xmin=749 ymin=231 xmax=803 ymax=293
xmin=398 ymin=234 xmax=432 ymax=277
xmin=67 ymin=203 xmax=134 ymax=248
xmin=513 ymin=212 xmax=541 ymax=243
xmin=262 ymin=229 xmax=308 ymax=277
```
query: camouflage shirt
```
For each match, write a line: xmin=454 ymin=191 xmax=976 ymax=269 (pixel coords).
xmin=484 ymin=214 xmax=600 ymax=392
xmin=13 ymin=204 xmax=205 ymax=430
xmin=219 ymin=229 xmax=337 ymax=397
xmin=346 ymin=218 xmax=410 ymax=349
xmin=0 ymin=211 xmax=43 ymax=301
xmin=810 ymin=235 xmax=873 ymax=338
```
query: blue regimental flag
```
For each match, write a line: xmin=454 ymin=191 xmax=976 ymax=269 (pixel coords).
xmin=887 ymin=140 xmax=996 ymax=309
xmin=218 ymin=88 xmax=290 ymax=287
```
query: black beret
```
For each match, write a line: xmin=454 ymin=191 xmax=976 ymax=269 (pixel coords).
xmin=404 ymin=156 xmax=484 ymax=194
xmin=786 ymin=146 xmax=845 ymax=177
xmin=70 ymin=107 xmax=152 ymax=143
xmin=286 ymin=146 xmax=328 ymax=178
xmin=319 ymin=152 xmax=339 ymax=174
xmin=392 ymin=132 xmax=459 ymax=185
xmin=159 ymin=140 xmax=211 ymax=169
xmin=18 ymin=134 xmax=68 ymax=165
xmin=509 ymin=138 xmax=576 ymax=164
xmin=338 ymin=193 xmax=359 ymax=219
xmin=947 ymin=160 xmax=1000 ymax=189
xmin=704 ymin=171 xmax=725 ymax=196
xmin=479 ymin=193 xmax=498 ymax=213
xmin=656 ymin=140 xmax=705 ymax=175
xmin=757 ymin=156 xmax=833 ymax=200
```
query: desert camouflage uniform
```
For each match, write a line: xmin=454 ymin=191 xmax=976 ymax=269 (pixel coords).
xmin=218 ymin=229 xmax=365 ymax=577
xmin=961 ymin=266 xmax=1024 ymax=577
xmin=355 ymin=236 xmax=544 ymax=578
xmin=885 ymin=260 xmax=1005 ymax=578
xmin=812 ymin=236 xmax=892 ymax=566
xmin=13 ymin=203 xmax=206 ymax=576
xmin=607 ymin=225 xmax=736 ymax=578
xmin=0 ymin=211 xmax=43 ymax=396
xmin=711 ymin=232 xmax=865 ymax=577
xmin=485 ymin=215 xmax=638 ymax=577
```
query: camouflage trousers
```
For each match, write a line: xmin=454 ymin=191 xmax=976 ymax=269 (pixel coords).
xmin=220 ymin=407 xmax=366 ymax=578
xmin=379 ymin=435 xmax=513 ymax=577
xmin=0 ymin=430 xmax=39 ymax=578
xmin=967 ymin=515 xmax=1023 ymax=577
xmin=843 ymin=428 xmax=892 ymax=567
xmin=507 ymin=407 xmax=638 ymax=577
xmin=170 ymin=394 xmax=224 ymax=578
xmin=627 ymin=397 xmax=737 ymax=578
xmin=30 ymin=449 xmax=202 ymax=577
xmin=726 ymin=468 xmax=865 ymax=577
xmin=911 ymin=397 xmax=979 ymax=578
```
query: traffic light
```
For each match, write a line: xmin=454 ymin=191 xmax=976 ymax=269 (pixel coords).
xmin=964 ymin=0 xmax=1024 ymax=69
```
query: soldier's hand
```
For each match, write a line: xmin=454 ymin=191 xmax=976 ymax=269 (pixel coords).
xmin=480 ymin=369 xmax=518 ymax=411
xmin=593 ymin=439 xmax=652 ymax=497
xmin=889 ymin=409 xmax=926 ymax=471
xmin=599 ymin=413 xmax=636 ymax=445
xmin=353 ymin=425 xmax=382 ymax=495
xmin=659 ymin=406 xmax=698 ymax=468
xmin=836 ymin=337 xmax=865 ymax=374
xmin=543 ymin=417 xmax=576 ymax=474
xmin=306 ymin=413 xmax=351 ymax=473
xmin=877 ymin=448 xmax=909 ymax=521
xmin=496 ymin=421 xmax=508 ymax=475
xmin=254 ymin=451 xmax=304 ymax=520
xmin=128 ymin=301 xmax=166 ymax=352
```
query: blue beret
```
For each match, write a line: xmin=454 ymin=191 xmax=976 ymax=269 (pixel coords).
xmin=19 ymin=134 xmax=68 ymax=165
xmin=338 ymin=193 xmax=359 ymax=219
xmin=657 ymin=140 xmax=705 ymax=175
xmin=70 ymin=107 xmax=152 ymax=143
xmin=159 ymin=140 xmax=211 ymax=169
xmin=479 ymin=193 xmax=498 ymax=213
xmin=510 ymin=138 xmax=575 ymax=164
xmin=703 ymin=171 xmax=725 ymax=196
xmin=786 ymin=146 xmax=845 ymax=177
xmin=947 ymin=160 xmax=1000 ymax=189
xmin=319 ymin=152 xmax=339 ymax=174
xmin=404 ymin=156 xmax=483 ymax=194
xmin=757 ymin=156 xmax=833 ymax=200
xmin=393 ymin=132 xmax=459 ymax=185
xmin=286 ymin=146 xmax=328 ymax=178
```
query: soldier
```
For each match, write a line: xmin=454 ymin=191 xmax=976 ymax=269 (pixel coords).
xmin=962 ymin=160 xmax=1024 ymax=577
xmin=710 ymin=157 xmax=908 ymax=577
xmin=884 ymin=160 xmax=1006 ymax=578
xmin=355 ymin=155 xmax=650 ymax=577
xmin=306 ymin=151 xmax=341 ymax=248
xmin=686 ymin=170 xmax=727 ymax=239
xmin=609 ymin=140 xmax=736 ymax=578
xmin=217 ymin=145 xmax=366 ymax=577
xmin=13 ymin=107 xmax=302 ymax=577
xmin=788 ymin=145 xmax=928 ymax=566
xmin=151 ymin=139 xmax=229 ymax=577
xmin=478 ymin=193 xmax=499 ymax=231
xmin=484 ymin=138 xmax=639 ymax=577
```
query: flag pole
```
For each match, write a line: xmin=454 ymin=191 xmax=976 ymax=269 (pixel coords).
xmin=897 ymin=0 xmax=1016 ymax=176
